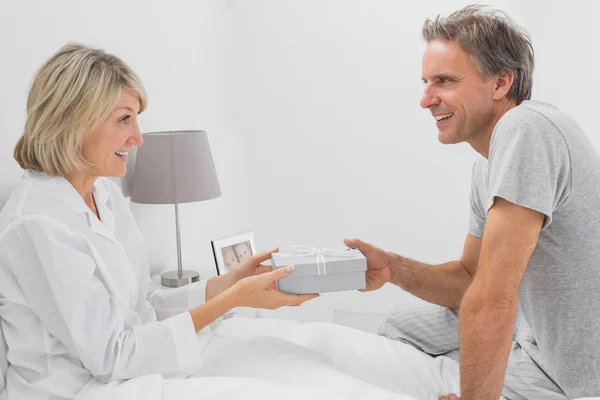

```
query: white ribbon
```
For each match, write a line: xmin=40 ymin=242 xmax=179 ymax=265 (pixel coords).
xmin=283 ymin=245 xmax=355 ymax=276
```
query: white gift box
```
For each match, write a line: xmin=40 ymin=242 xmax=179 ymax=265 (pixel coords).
xmin=271 ymin=246 xmax=367 ymax=294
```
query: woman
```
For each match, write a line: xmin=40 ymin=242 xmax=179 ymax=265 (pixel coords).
xmin=0 ymin=43 xmax=317 ymax=400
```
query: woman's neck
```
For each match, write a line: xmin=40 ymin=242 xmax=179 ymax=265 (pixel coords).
xmin=65 ymin=172 xmax=98 ymax=217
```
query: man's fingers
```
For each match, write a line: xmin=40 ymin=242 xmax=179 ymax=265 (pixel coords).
xmin=438 ymin=394 xmax=459 ymax=400
xmin=344 ymin=238 xmax=372 ymax=253
xmin=344 ymin=238 xmax=359 ymax=249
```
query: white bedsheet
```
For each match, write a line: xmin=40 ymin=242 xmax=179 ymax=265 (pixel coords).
xmin=76 ymin=318 xmax=460 ymax=400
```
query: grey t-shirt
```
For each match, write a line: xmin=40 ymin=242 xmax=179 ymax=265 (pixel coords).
xmin=469 ymin=100 xmax=600 ymax=398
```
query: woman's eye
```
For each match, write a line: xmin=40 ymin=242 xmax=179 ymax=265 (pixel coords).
xmin=119 ymin=116 xmax=131 ymax=124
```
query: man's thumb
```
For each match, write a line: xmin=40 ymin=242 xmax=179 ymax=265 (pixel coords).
xmin=345 ymin=238 xmax=366 ymax=250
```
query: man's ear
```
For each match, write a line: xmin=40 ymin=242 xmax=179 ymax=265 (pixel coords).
xmin=492 ymin=72 xmax=515 ymax=101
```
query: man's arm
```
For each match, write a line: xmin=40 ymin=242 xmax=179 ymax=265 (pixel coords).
xmin=387 ymin=234 xmax=481 ymax=309
xmin=458 ymin=197 xmax=543 ymax=400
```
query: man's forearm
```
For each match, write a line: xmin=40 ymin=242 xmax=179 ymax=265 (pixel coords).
xmin=388 ymin=253 xmax=473 ymax=309
xmin=459 ymin=283 xmax=516 ymax=400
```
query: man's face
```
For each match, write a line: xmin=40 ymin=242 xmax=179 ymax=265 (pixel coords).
xmin=420 ymin=39 xmax=496 ymax=145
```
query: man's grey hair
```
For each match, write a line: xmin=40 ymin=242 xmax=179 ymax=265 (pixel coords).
xmin=422 ymin=5 xmax=534 ymax=105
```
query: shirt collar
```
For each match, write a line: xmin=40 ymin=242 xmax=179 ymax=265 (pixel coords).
xmin=24 ymin=169 xmax=119 ymax=244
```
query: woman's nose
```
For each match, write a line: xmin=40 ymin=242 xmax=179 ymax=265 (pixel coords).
xmin=130 ymin=126 xmax=143 ymax=146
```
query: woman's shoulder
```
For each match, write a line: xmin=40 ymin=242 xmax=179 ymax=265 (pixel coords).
xmin=0 ymin=181 xmax=56 ymax=229
xmin=0 ymin=175 xmax=81 ymax=236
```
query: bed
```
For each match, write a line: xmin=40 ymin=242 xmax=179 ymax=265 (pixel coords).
xmin=1 ymin=179 xmax=598 ymax=400
xmin=76 ymin=316 xmax=461 ymax=400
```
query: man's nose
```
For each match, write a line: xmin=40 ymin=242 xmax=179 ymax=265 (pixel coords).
xmin=420 ymin=85 xmax=440 ymax=109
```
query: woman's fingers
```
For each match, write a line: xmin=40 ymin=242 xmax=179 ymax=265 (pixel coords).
xmin=254 ymin=264 xmax=273 ymax=275
xmin=261 ymin=265 xmax=295 ymax=284
xmin=251 ymin=248 xmax=279 ymax=265
xmin=271 ymin=292 xmax=320 ymax=308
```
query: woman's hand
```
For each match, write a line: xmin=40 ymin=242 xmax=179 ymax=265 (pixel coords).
xmin=192 ymin=262 xmax=317 ymax=333
xmin=230 ymin=248 xmax=280 ymax=283
xmin=231 ymin=266 xmax=319 ymax=310
xmin=206 ymin=249 xmax=279 ymax=301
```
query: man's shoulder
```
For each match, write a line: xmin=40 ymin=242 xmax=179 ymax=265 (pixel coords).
xmin=499 ymin=100 xmax=565 ymax=130
xmin=491 ymin=100 xmax=573 ymax=155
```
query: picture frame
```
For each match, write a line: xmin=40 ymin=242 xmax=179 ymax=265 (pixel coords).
xmin=211 ymin=231 xmax=257 ymax=276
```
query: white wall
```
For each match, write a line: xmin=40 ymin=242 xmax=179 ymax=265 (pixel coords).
xmin=1 ymin=1 xmax=598 ymax=323
xmin=0 ymin=0 xmax=250 ymax=278
xmin=223 ymin=0 xmax=600 ymax=322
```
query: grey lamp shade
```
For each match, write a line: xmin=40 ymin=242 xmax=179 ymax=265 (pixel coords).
xmin=130 ymin=130 xmax=221 ymax=204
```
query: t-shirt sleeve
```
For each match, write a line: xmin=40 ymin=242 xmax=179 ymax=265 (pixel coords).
xmin=468 ymin=160 xmax=487 ymax=238
xmin=486 ymin=109 xmax=571 ymax=229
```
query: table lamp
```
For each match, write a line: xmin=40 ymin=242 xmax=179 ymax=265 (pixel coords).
xmin=130 ymin=130 xmax=221 ymax=287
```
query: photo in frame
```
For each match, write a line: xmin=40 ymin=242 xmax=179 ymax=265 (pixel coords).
xmin=211 ymin=231 xmax=257 ymax=276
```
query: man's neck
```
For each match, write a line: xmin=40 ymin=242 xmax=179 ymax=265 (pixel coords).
xmin=469 ymin=100 xmax=519 ymax=159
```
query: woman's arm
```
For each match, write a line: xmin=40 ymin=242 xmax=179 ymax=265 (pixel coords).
xmin=189 ymin=266 xmax=319 ymax=332
xmin=146 ymin=249 xmax=275 ymax=321
xmin=1 ymin=216 xmax=206 ymax=382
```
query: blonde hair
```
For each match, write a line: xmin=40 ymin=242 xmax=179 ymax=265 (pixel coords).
xmin=14 ymin=43 xmax=148 ymax=176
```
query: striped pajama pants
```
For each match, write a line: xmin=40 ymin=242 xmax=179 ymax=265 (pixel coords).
xmin=378 ymin=301 xmax=568 ymax=400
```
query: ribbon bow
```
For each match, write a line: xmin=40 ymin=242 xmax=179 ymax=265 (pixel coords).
xmin=284 ymin=245 xmax=355 ymax=276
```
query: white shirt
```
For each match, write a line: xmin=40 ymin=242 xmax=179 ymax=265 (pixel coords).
xmin=0 ymin=170 xmax=211 ymax=399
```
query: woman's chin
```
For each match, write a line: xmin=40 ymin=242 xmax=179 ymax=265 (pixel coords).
xmin=103 ymin=167 xmax=127 ymax=178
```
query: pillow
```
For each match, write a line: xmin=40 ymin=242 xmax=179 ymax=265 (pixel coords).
xmin=0 ymin=319 xmax=6 ymax=394
xmin=0 ymin=179 xmax=19 ymax=394
xmin=0 ymin=182 xmax=17 ymax=213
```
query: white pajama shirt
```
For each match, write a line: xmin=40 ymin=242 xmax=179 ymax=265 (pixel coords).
xmin=0 ymin=170 xmax=211 ymax=399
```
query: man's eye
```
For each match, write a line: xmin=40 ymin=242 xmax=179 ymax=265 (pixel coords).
xmin=440 ymin=77 xmax=452 ymax=83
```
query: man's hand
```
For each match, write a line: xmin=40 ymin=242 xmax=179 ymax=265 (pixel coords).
xmin=439 ymin=394 xmax=460 ymax=400
xmin=344 ymin=238 xmax=391 ymax=291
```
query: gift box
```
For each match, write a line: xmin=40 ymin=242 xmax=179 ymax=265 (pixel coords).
xmin=271 ymin=245 xmax=367 ymax=294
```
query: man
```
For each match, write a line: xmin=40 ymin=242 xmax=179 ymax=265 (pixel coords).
xmin=346 ymin=5 xmax=600 ymax=400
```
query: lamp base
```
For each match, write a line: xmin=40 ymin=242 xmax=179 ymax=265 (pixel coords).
xmin=161 ymin=270 xmax=200 ymax=288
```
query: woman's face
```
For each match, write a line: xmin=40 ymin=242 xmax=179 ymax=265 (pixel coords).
xmin=81 ymin=90 xmax=143 ymax=178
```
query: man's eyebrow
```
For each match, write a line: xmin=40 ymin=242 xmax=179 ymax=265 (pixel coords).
xmin=422 ymin=74 xmax=462 ymax=83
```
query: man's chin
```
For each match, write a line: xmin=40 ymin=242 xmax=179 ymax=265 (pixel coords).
xmin=437 ymin=130 xmax=459 ymax=145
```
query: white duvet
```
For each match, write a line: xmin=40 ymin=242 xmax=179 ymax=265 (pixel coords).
xmin=76 ymin=318 xmax=460 ymax=400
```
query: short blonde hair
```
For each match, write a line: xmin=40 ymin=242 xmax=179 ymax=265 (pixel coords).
xmin=14 ymin=43 xmax=148 ymax=176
